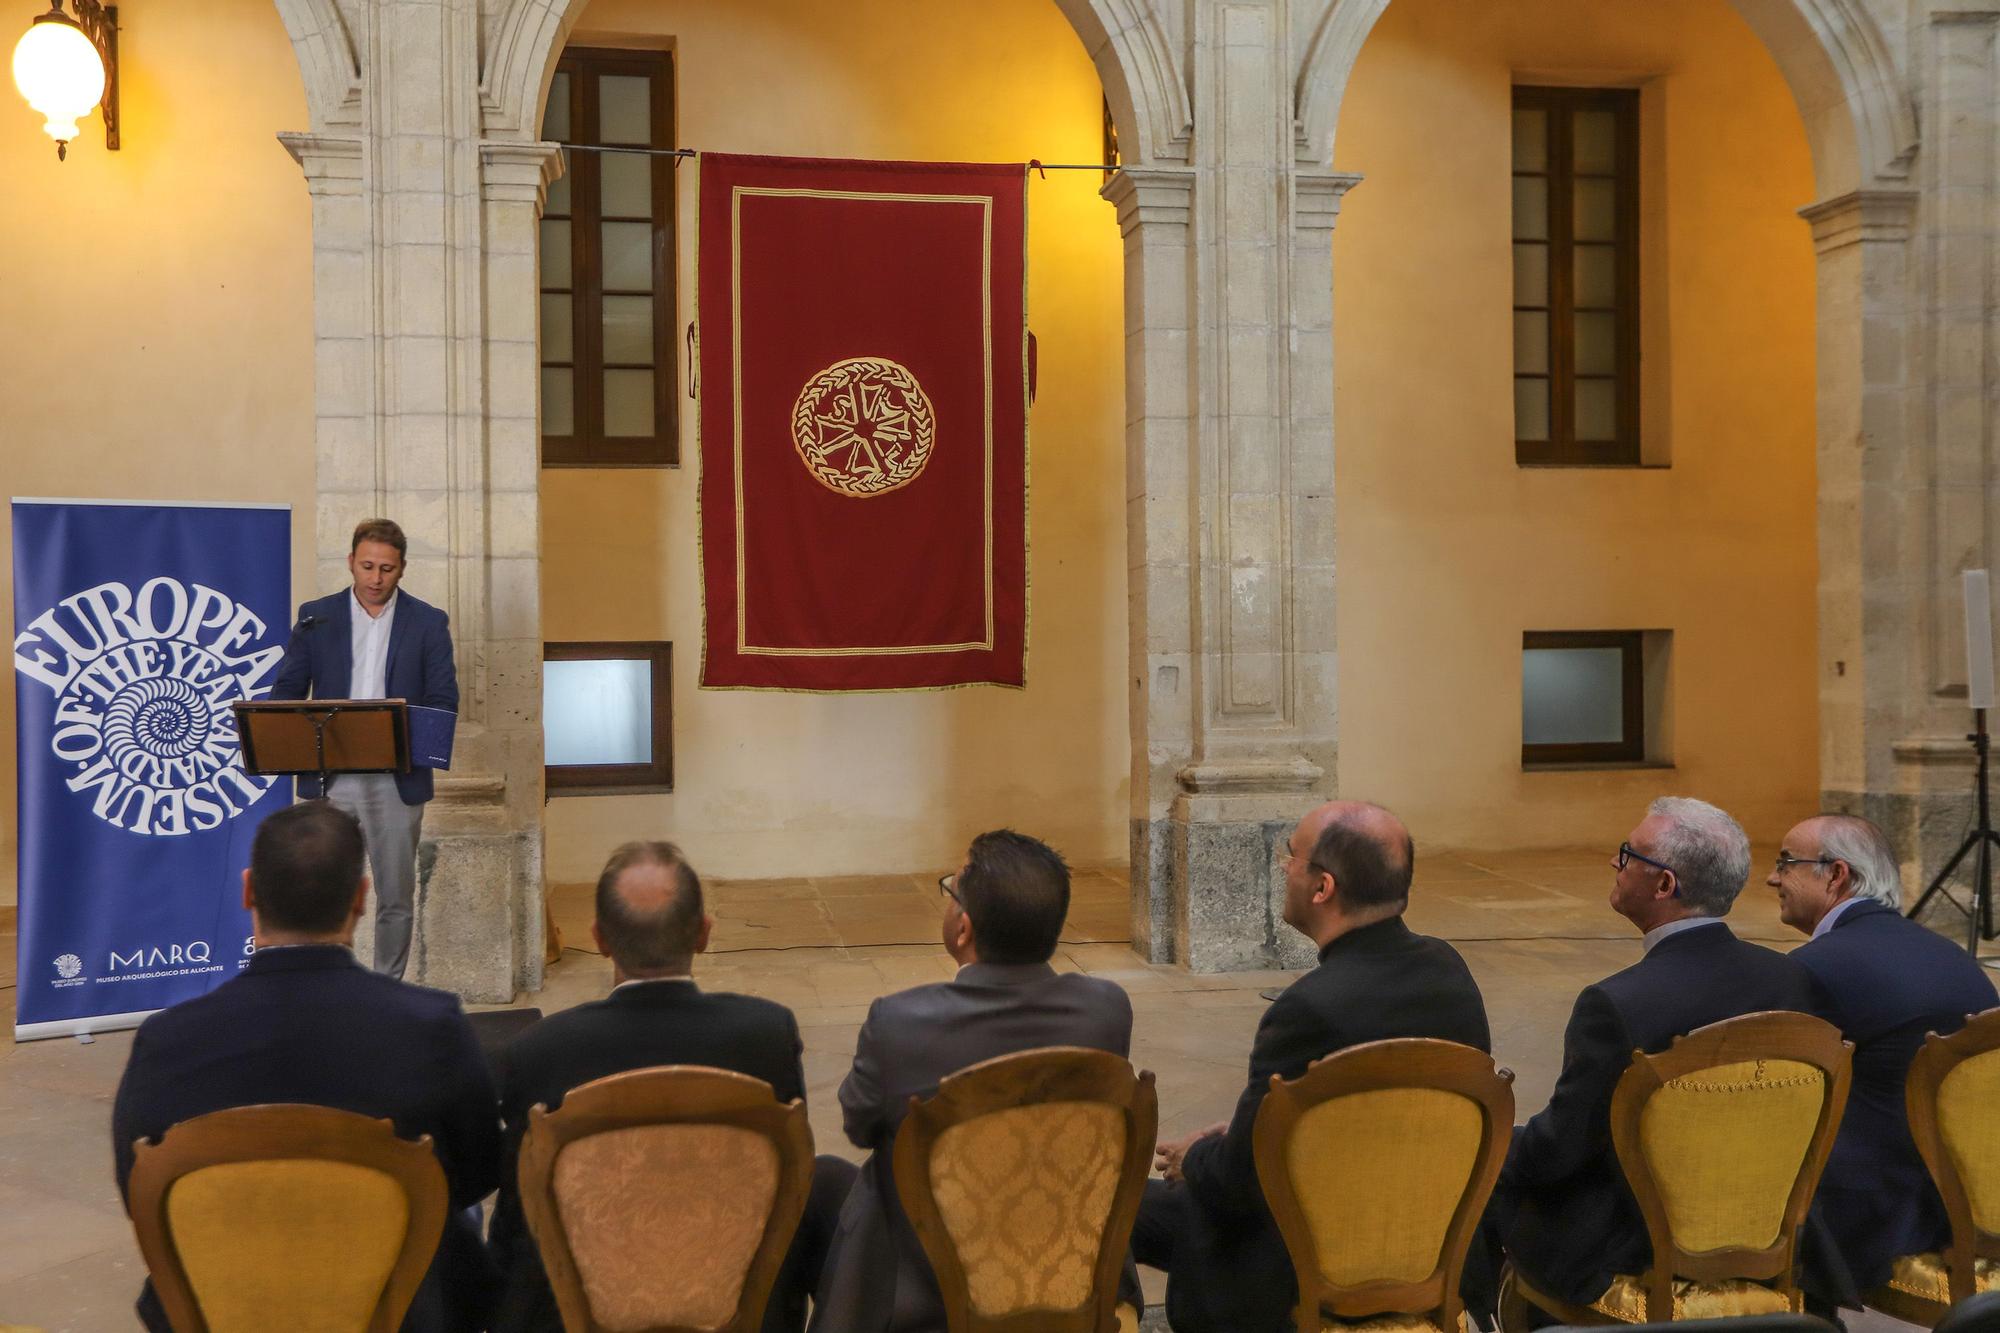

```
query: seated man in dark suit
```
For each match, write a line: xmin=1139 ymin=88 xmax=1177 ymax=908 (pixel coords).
xmin=1131 ymin=799 xmax=1492 ymax=1333
xmin=1769 ymin=813 xmax=1998 ymax=1293
xmin=811 ymin=829 xmax=1135 ymax=1333
xmin=111 ymin=800 xmax=501 ymax=1333
xmin=489 ymin=840 xmax=855 ymax=1333
xmin=1477 ymin=796 xmax=1819 ymax=1319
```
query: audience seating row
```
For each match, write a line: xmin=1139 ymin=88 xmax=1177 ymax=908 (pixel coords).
xmin=117 ymin=1005 xmax=2000 ymax=1333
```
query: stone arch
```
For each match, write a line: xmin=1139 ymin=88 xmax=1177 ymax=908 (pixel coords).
xmin=1293 ymin=0 xmax=1915 ymax=195
xmin=270 ymin=0 xmax=362 ymax=131
xmin=479 ymin=0 xmax=1188 ymax=164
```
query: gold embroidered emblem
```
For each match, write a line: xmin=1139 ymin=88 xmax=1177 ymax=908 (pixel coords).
xmin=791 ymin=357 xmax=936 ymax=497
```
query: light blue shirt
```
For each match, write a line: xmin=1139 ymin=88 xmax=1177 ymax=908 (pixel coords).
xmin=347 ymin=588 xmax=398 ymax=699
xmin=1641 ymin=916 xmax=1727 ymax=953
xmin=1811 ymin=895 xmax=1865 ymax=940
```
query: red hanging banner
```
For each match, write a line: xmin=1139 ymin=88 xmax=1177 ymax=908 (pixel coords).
xmin=697 ymin=153 xmax=1029 ymax=691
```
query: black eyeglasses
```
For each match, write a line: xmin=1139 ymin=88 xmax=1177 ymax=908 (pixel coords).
xmin=937 ymin=874 xmax=962 ymax=906
xmin=1616 ymin=842 xmax=1676 ymax=876
xmin=1772 ymin=852 xmax=1835 ymax=874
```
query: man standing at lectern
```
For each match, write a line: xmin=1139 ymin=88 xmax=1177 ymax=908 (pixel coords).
xmin=271 ymin=518 xmax=458 ymax=979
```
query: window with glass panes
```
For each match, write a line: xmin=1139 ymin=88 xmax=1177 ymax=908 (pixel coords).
xmin=539 ymin=49 xmax=677 ymax=466
xmin=1512 ymin=87 xmax=1638 ymax=466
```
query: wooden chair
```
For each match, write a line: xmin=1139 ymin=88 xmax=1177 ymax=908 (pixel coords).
xmin=1251 ymin=1037 xmax=1515 ymax=1333
xmin=893 ymin=1046 xmax=1157 ymax=1333
xmin=126 ymin=1103 xmax=448 ymax=1333
xmin=1864 ymin=1006 xmax=2000 ymax=1325
xmin=1503 ymin=1010 xmax=1852 ymax=1328
xmin=516 ymin=1066 xmax=814 ymax=1333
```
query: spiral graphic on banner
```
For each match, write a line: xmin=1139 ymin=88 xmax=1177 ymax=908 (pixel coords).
xmin=13 ymin=575 xmax=282 ymax=836
xmin=791 ymin=357 xmax=937 ymax=498
xmin=104 ymin=676 xmax=215 ymax=760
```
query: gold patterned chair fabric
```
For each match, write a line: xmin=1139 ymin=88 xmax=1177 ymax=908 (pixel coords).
xmin=125 ymin=1103 xmax=448 ymax=1333
xmin=1503 ymin=1011 xmax=1852 ymax=1330
xmin=893 ymin=1046 xmax=1157 ymax=1333
xmin=1866 ymin=1008 xmax=2000 ymax=1327
xmin=1252 ymin=1038 xmax=1515 ymax=1333
xmin=517 ymin=1066 xmax=814 ymax=1333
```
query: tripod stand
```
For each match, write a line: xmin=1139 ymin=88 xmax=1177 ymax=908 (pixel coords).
xmin=1907 ymin=708 xmax=2000 ymax=954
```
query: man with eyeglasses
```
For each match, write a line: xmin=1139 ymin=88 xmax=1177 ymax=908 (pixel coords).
xmin=1768 ymin=813 xmax=1996 ymax=1296
xmin=1466 ymin=797 xmax=1816 ymax=1322
xmin=813 ymin=829 xmax=1134 ymax=1332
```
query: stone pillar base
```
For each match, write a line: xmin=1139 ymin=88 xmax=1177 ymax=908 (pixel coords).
xmin=1133 ymin=760 xmax=1322 ymax=973
xmin=1832 ymin=733 xmax=1994 ymax=942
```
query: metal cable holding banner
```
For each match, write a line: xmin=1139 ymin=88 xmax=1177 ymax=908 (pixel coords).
xmin=547 ymin=144 xmax=1120 ymax=172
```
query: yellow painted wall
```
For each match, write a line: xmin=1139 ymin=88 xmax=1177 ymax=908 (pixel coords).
xmin=540 ymin=0 xmax=1128 ymax=881
xmin=0 ymin=0 xmax=315 ymax=906
xmin=1333 ymin=0 xmax=1820 ymax=850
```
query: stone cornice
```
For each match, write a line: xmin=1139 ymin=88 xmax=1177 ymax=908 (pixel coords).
xmin=1294 ymin=171 xmax=1364 ymax=232
xmin=480 ymin=140 xmax=566 ymax=209
xmin=1175 ymin=757 xmax=1324 ymax=795
xmin=1101 ymin=166 xmax=1196 ymax=237
xmin=1798 ymin=189 xmax=1919 ymax=254
xmin=278 ymin=132 xmax=364 ymax=196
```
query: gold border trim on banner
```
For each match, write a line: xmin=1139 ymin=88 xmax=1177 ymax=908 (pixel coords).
xmin=731 ymin=185 xmax=995 ymax=657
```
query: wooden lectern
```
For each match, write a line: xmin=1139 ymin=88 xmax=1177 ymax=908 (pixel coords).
xmin=232 ymin=699 xmax=411 ymax=791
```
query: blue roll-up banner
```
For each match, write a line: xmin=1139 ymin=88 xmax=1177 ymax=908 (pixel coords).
xmin=11 ymin=500 xmax=291 ymax=1041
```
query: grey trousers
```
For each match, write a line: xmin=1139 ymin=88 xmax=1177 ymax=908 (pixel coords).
xmin=326 ymin=772 xmax=424 ymax=979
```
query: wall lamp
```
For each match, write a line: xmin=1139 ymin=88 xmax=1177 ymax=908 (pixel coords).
xmin=12 ymin=0 xmax=117 ymax=160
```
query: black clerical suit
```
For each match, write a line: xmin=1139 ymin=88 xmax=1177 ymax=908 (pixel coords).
xmin=110 ymin=944 xmax=502 ymax=1333
xmin=1487 ymin=920 xmax=1817 ymax=1311
xmin=1794 ymin=899 xmax=1998 ymax=1290
xmin=488 ymin=978 xmax=839 ymax=1333
xmin=1135 ymin=915 xmax=1492 ymax=1333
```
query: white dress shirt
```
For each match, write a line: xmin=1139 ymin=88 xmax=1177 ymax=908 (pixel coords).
xmin=1811 ymin=895 xmax=1864 ymax=940
xmin=1641 ymin=915 xmax=1727 ymax=954
xmin=348 ymin=590 xmax=398 ymax=699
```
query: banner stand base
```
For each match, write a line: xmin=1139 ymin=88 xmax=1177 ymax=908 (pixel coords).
xmin=15 ymin=1008 xmax=157 ymax=1043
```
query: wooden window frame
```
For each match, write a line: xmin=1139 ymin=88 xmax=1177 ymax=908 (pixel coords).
xmin=1522 ymin=630 xmax=1644 ymax=766
xmin=540 ymin=47 xmax=679 ymax=467
xmin=1513 ymin=86 xmax=1640 ymax=467
xmin=543 ymin=641 xmax=673 ymax=795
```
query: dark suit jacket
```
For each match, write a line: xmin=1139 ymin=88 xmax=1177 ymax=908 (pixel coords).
xmin=1162 ymin=916 xmax=1492 ymax=1333
xmin=487 ymin=980 xmax=807 ymax=1333
xmin=110 ymin=945 xmax=502 ymax=1333
xmin=1794 ymin=899 xmax=1998 ymax=1288
xmin=812 ymin=961 xmax=1134 ymax=1333
xmin=270 ymin=589 xmax=459 ymax=804
xmin=1500 ymin=921 xmax=1816 ymax=1306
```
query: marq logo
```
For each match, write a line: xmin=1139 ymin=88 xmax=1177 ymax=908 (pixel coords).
xmin=54 ymin=953 xmax=81 ymax=979
xmin=109 ymin=940 xmax=212 ymax=971
xmin=13 ymin=578 xmax=282 ymax=836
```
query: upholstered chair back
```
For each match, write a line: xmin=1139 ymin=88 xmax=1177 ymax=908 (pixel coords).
xmin=1607 ymin=1011 xmax=1852 ymax=1324
xmin=518 ymin=1066 xmax=814 ymax=1333
xmin=893 ymin=1047 xmax=1156 ymax=1333
xmin=126 ymin=1103 xmax=448 ymax=1333
xmin=1253 ymin=1038 xmax=1514 ymax=1333
xmin=1897 ymin=1006 xmax=2000 ymax=1311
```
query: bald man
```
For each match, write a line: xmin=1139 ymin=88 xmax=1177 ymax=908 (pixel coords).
xmin=1132 ymin=801 xmax=1491 ymax=1333
xmin=1771 ymin=814 xmax=1995 ymax=1293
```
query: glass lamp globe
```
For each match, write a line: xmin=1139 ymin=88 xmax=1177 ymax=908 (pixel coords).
xmin=13 ymin=7 xmax=105 ymax=157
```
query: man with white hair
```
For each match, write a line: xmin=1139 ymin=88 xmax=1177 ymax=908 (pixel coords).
xmin=1473 ymin=797 xmax=1817 ymax=1318
xmin=1770 ymin=813 xmax=1996 ymax=1293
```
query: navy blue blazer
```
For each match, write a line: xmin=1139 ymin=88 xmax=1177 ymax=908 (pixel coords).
xmin=1794 ymin=899 xmax=1998 ymax=1289
xmin=111 ymin=945 xmax=503 ymax=1332
xmin=270 ymin=589 xmax=459 ymax=804
xmin=487 ymin=982 xmax=807 ymax=1333
xmin=1497 ymin=922 xmax=1818 ymax=1306
xmin=1164 ymin=916 xmax=1491 ymax=1333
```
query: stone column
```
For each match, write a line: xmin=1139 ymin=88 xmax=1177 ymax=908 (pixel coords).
xmin=1112 ymin=2 xmax=1351 ymax=971
xmin=279 ymin=0 xmax=548 ymax=1001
